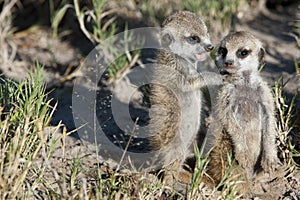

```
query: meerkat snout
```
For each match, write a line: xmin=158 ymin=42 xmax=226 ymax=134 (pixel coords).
xmin=224 ymin=59 xmax=234 ymax=67
xmin=204 ymin=44 xmax=214 ymax=52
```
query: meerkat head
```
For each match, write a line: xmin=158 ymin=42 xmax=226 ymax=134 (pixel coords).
xmin=161 ymin=11 xmax=214 ymax=64
xmin=215 ymin=31 xmax=265 ymax=75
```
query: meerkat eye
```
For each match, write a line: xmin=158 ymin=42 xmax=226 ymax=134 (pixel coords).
xmin=237 ymin=49 xmax=251 ymax=58
xmin=218 ymin=47 xmax=227 ymax=57
xmin=185 ymin=35 xmax=201 ymax=44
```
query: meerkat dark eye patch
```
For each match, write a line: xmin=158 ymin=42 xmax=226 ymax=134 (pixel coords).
xmin=258 ymin=48 xmax=265 ymax=64
xmin=237 ymin=49 xmax=251 ymax=58
xmin=218 ymin=47 xmax=228 ymax=57
xmin=185 ymin=35 xmax=201 ymax=44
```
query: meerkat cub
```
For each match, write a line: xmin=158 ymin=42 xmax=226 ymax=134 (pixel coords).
xmin=205 ymin=31 xmax=280 ymax=185
xmin=148 ymin=11 xmax=222 ymax=184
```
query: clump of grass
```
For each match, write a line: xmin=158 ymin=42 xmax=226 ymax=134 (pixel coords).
xmin=49 ymin=0 xmax=115 ymax=43
xmin=73 ymin=0 xmax=117 ymax=44
xmin=215 ymin=153 xmax=243 ymax=199
xmin=0 ymin=0 xmax=17 ymax=65
xmin=139 ymin=0 xmax=179 ymax=25
xmin=182 ymin=0 xmax=242 ymax=26
xmin=50 ymin=0 xmax=73 ymax=38
xmin=0 ymin=63 xmax=55 ymax=199
xmin=49 ymin=0 xmax=144 ymax=81
xmin=182 ymin=0 xmax=245 ymax=40
xmin=289 ymin=5 xmax=300 ymax=48
xmin=273 ymin=77 xmax=300 ymax=168
xmin=189 ymin=143 xmax=242 ymax=199
xmin=72 ymin=0 xmax=142 ymax=81
xmin=189 ymin=143 xmax=210 ymax=197
xmin=106 ymin=25 xmax=144 ymax=81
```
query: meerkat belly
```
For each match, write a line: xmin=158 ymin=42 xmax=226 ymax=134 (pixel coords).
xmin=178 ymin=90 xmax=202 ymax=149
xmin=231 ymin=96 xmax=261 ymax=128
xmin=149 ymin=88 xmax=202 ymax=165
xmin=228 ymin=89 xmax=263 ymax=174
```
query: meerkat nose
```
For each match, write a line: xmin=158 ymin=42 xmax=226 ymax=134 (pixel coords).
xmin=225 ymin=60 xmax=234 ymax=67
xmin=204 ymin=44 xmax=214 ymax=52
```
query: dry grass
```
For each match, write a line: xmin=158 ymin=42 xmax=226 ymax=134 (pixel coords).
xmin=0 ymin=0 xmax=17 ymax=66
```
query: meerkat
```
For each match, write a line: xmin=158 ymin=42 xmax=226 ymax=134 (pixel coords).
xmin=205 ymin=31 xmax=280 ymax=186
xmin=147 ymin=11 xmax=222 ymax=184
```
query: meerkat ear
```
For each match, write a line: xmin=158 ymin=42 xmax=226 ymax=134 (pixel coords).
xmin=258 ymin=47 xmax=265 ymax=65
xmin=161 ymin=30 xmax=174 ymax=47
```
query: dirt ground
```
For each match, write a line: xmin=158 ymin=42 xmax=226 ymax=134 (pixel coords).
xmin=1 ymin=1 xmax=300 ymax=199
